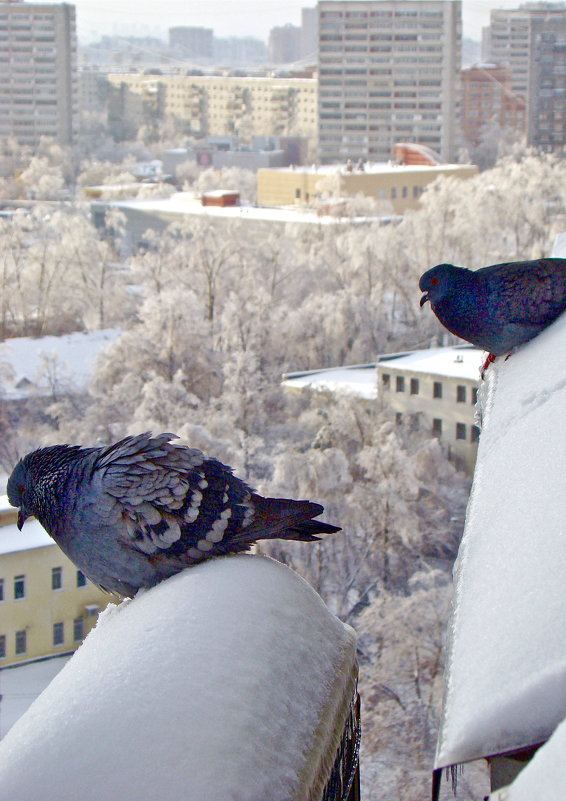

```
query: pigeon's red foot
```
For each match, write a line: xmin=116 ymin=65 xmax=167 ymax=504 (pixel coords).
xmin=480 ymin=352 xmax=497 ymax=378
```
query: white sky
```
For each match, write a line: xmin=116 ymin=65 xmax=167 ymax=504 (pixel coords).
xmin=54 ymin=0 xmax=528 ymax=46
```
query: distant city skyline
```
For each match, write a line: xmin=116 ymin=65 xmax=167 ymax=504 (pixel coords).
xmin=49 ymin=0 xmax=538 ymax=46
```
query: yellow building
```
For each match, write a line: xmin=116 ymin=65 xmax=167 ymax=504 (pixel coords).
xmin=377 ymin=346 xmax=482 ymax=473
xmin=106 ymin=72 xmax=317 ymax=149
xmin=257 ymin=161 xmax=478 ymax=214
xmin=0 ymin=501 xmax=111 ymax=666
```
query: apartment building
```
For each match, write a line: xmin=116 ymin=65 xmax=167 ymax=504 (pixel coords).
xmin=0 ymin=0 xmax=78 ymax=147
xmin=317 ymin=0 xmax=462 ymax=164
xmin=461 ymin=62 xmax=526 ymax=145
xmin=106 ymin=72 xmax=317 ymax=149
xmin=485 ymin=3 xmax=566 ymax=146
xmin=377 ymin=346 xmax=482 ymax=472
xmin=0 ymin=501 xmax=111 ymax=666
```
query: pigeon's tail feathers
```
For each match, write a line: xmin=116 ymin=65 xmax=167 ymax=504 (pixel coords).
xmin=248 ymin=494 xmax=341 ymax=542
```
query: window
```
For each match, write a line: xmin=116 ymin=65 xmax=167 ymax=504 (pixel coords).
xmin=410 ymin=378 xmax=419 ymax=395
xmin=73 ymin=617 xmax=84 ymax=642
xmin=0 ymin=634 xmax=5 ymax=658
xmin=471 ymin=387 xmax=478 ymax=405
xmin=396 ymin=375 xmax=405 ymax=392
xmin=15 ymin=629 xmax=26 ymax=655
xmin=77 ymin=570 xmax=87 ymax=588
xmin=471 ymin=425 xmax=480 ymax=443
xmin=51 ymin=566 xmax=62 ymax=590
xmin=0 ymin=578 xmax=3 ymax=602
xmin=433 ymin=381 xmax=442 ymax=399
xmin=294 ymin=187 xmax=301 ymax=199
xmin=456 ymin=423 xmax=467 ymax=440
xmin=53 ymin=622 xmax=64 ymax=647
xmin=432 ymin=418 xmax=442 ymax=437
xmin=382 ymin=373 xmax=390 ymax=389
xmin=456 ymin=385 xmax=466 ymax=403
xmin=14 ymin=575 xmax=25 ymax=600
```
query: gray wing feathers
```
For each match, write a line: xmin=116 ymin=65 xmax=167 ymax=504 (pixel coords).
xmin=96 ymin=432 xmax=207 ymax=555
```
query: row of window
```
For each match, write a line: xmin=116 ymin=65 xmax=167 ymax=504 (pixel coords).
xmin=0 ymin=617 xmax=86 ymax=659
xmin=382 ymin=373 xmax=478 ymax=404
xmin=431 ymin=418 xmax=480 ymax=443
xmin=0 ymin=568 xmax=87 ymax=601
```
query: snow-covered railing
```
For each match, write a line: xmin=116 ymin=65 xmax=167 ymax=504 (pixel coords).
xmin=0 ymin=554 xmax=359 ymax=801
xmin=433 ymin=309 xmax=566 ymax=797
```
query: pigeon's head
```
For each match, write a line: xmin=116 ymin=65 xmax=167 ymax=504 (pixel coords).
xmin=419 ymin=263 xmax=466 ymax=309
xmin=7 ymin=444 xmax=84 ymax=530
xmin=7 ymin=457 xmax=36 ymax=530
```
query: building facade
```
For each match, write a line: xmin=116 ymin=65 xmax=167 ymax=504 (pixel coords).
xmin=485 ymin=3 xmax=566 ymax=147
xmin=0 ymin=0 xmax=78 ymax=147
xmin=0 ymin=505 xmax=111 ymax=666
xmin=377 ymin=346 xmax=481 ymax=472
xmin=168 ymin=26 xmax=214 ymax=60
xmin=317 ymin=0 xmax=462 ymax=164
xmin=257 ymin=161 xmax=477 ymax=213
xmin=461 ymin=62 xmax=526 ymax=146
xmin=106 ymin=72 xmax=317 ymax=149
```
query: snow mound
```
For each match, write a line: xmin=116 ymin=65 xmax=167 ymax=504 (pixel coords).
xmin=435 ymin=310 xmax=566 ymax=768
xmin=491 ymin=714 xmax=566 ymax=800
xmin=0 ymin=554 xmax=357 ymax=801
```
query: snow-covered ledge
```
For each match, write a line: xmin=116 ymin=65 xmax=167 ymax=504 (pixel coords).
xmin=434 ymin=309 xmax=566 ymax=789
xmin=0 ymin=555 xmax=358 ymax=801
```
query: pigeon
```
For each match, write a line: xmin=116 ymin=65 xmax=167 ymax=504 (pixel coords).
xmin=6 ymin=432 xmax=341 ymax=598
xmin=419 ymin=259 xmax=566 ymax=358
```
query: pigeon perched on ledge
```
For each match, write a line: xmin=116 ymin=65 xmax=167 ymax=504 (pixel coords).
xmin=419 ymin=259 xmax=566 ymax=358
xmin=7 ymin=432 xmax=341 ymax=598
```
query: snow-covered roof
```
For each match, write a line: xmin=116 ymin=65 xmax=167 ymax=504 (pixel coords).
xmin=274 ymin=162 xmax=475 ymax=176
xmin=0 ymin=511 xmax=53 ymax=555
xmin=435 ymin=309 xmax=566 ymax=770
xmin=379 ymin=345 xmax=483 ymax=380
xmin=0 ymin=555 xmax=358 ymax=801
xmin=0 ymin=329 xmax=121 ymax=400
xmin=97 ymin=192 xmax=379 ymax=225
xmin=282 ymin=364 xmax=378 ymax=400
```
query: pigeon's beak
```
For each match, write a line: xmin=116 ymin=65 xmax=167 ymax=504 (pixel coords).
xmin=17 ymin=510 xmax=29 ymax=531
xmin=420 ymin=292 xmax=430 ymax=308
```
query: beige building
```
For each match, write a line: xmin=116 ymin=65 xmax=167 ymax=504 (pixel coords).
xmin=0 ymin=501 xmax=111 ymax=666
xmin=106 ymin=72 xmax=317 ymax=150
xmin=377 ymin=345 xmax=482 ymax=472
xmin=0 ymin=0 xmax=78 ymax=147
xmin=257 ymin=161 xmax=477 ymax=213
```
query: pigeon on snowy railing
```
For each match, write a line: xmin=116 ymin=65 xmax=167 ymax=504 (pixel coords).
xmin=419 ymin=258 xmax=566 ymax=372
xmin=7 ymin=432 xmax=341 ymax=598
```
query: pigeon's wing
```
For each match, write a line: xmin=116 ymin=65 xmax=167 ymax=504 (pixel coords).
xmin=483 ymin=259 xmax=566 ymax=325
xmin=94 ymin=432 xmax=254 ymax=558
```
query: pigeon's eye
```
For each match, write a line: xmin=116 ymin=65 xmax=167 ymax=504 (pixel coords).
xmin=431 ymin=277 xmax=439 ymax=286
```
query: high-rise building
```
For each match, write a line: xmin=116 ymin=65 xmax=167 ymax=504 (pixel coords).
xmin=169 ymin=26 xmax=214 ymax=60
xmin=0 ymin=0 xmax=78 ymax=148
xmin=485 ymin=3 xmax=566 ymax=144
xmin=301 ymin=7 xmax=319 ymax=60
xmin=528 ymin=20 xmax=566 ymax=150
xmin=268 ymin=23 xmax=302 ymax=63
xmin=317 ymin=0 xmax=462 ymax=164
